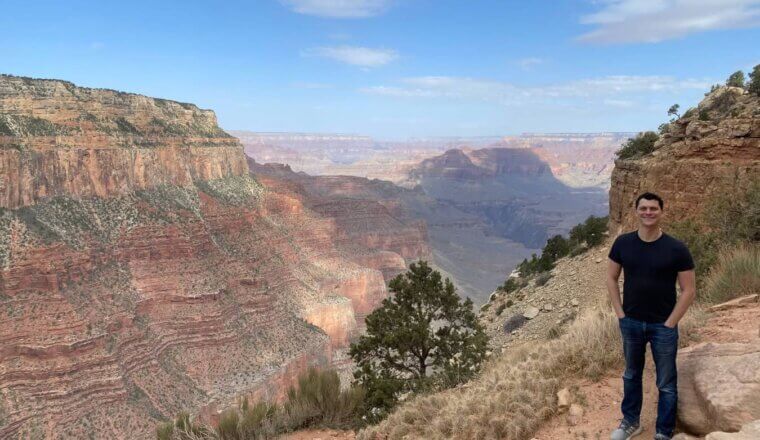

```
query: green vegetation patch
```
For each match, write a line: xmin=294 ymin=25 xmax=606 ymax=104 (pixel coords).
xmin=195 ymin=175 xmax=263 ymax=206
xmin=0 ymin=114 xmax=70 ymax=138
xmin=615 ymin=131 xmax=659 ymax=160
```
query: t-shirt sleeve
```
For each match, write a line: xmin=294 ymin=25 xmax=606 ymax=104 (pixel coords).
xmin=674 ymin=243 xmax=695 ymax=272
xmin=608 ymin=236 xmax=623 ymax=264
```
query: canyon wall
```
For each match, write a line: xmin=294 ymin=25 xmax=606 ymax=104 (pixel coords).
xmin=608 ymin=87 xmax=760 ymax=234
xmin=0 ymin=75 xmax=423 ymax=439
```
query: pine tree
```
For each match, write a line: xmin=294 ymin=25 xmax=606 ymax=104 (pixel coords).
xmin=349 ymin=261 xmax=488 ymax=420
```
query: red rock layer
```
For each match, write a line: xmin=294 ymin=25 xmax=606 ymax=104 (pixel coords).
xmin=608 ymin=87 xmax=760 ymax=234
xmin=0 ymin=75 xmax=427 ymax=439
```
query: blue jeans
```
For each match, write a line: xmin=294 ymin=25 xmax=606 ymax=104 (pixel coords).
xmin=618 ymin=316 xmax=679 ymax=437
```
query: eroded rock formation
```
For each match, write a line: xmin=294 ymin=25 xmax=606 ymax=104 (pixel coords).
xmin=0 ymin=75 xmax=424 ymax=439
xmin=608 ymin=86 xmax=760 ymax=234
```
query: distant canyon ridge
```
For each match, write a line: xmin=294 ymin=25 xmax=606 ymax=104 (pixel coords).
xmin=239 ymin=131 xmax=632 ymax=303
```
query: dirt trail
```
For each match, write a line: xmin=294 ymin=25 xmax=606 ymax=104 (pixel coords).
xmin=532 ymin=301 xmax=760 ymax=440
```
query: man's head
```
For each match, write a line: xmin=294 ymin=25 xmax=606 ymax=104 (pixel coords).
xmin=635 ymin=192 xmax=664 ymax=227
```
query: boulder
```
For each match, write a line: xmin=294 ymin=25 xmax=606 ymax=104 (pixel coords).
xmin=678 ymin=342 xmax=760 ymax=435
xmin=523 ymin=306 xmax=540 ymax=319
xmin=705 ymin=419 xmax=760 ymax=439
xmin=556 ymin=387 xmax=571 ymax=409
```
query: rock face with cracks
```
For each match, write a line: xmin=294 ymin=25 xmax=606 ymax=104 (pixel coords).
xmin=0 ymin=75 xmax=428 ymax=439
xmin=608 ymin=86 xmax=760 ymax=235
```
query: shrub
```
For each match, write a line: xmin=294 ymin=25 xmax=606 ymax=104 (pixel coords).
xmin=698 ymin=109 xmax=710 ymax=121
xmin=283 ymin=368 xmax=365 ymax=430
xmin=534 ymin=272 xmax=552 ymax=287
xmin=496 ymin=303 xmax=507 ymax=316
xmin=726 ymin=70 xmax=745 ymax=88
xmin=705 ymin=178 xmax=760 ymax=244
xmin=749 ymin=64 xmax=760 ymax=96
xmin=569 ymin=215 xmax=608 ymax=248
xmin=615 ymin=131 xmax=659 ymax=160
xmin=497 ymin=277 xmax=525 ymax=293
xmin=703 ymin=245 xmax=760 ymax=305
xmin=668 ymin=219 xmax=719 ymax=284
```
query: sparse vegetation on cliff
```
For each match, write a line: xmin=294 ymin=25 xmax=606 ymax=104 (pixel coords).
xmin=615 ymin=131 xmax=659 ymax=160
xmin=508 ymin=215 xmax=608 ymax=284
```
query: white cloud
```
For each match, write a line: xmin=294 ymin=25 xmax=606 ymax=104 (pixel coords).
xmin=579 ymin=0 xmax=760 ymax=43
xmin=303 ymin=46 xmax=398 ymax=67
xmin=516 ymin=57 xmax=544 ymax=70
xmin=361 ymin=75 xmax=710 ymax=104
xmin=281 ymin=0 xmax=392 ymax=18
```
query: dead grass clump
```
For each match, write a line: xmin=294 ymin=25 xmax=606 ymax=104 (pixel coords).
xmin=703 ymin=244 xmax=760 ymax=305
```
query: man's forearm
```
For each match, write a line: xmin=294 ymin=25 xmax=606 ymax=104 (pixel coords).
xmin=665 ymin=290 xmax=695 ymax=327
xmin=606 ymin=279 xmax=625 ymax=318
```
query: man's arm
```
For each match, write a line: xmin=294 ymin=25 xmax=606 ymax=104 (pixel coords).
xmin=606 ymin=259 xmax=625 ymax=319
xmin=664 ymin=269 xmax=696 ymax=328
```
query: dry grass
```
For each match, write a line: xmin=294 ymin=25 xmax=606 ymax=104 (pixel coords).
xmin=702 ymin=244 xmax=760 ymax=305
xmin=358 ymin=306 xmax=705 ymax=440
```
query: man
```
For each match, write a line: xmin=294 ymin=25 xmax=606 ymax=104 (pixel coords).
xmin=607 ymin=192 xmax=696 ymax=440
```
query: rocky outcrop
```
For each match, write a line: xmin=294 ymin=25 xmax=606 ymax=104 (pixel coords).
xmin=0 ymin=75 xmax=408 ymax=439
xmin=0 ymin=74 xmax=245 ymax=208
xmin=608 ymin=87 xmax=760 ymax=234
xmin=677 ymin=341 xmax=760 ymax=435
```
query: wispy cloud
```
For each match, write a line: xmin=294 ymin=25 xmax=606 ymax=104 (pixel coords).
xmin=280 ymin=0 xmax=392 ymax=18
xmin=361 ymin=75 xmax=710 ymax=104
xmin=302 ymin=45 xmax=398 ymax=67
xmin=89 ymin=42 xmax=105 ymax=50
xmin=578 ymin=0 xmax=760 ymax=44
xmin=516 ymin=57 xmax=544 ymax=70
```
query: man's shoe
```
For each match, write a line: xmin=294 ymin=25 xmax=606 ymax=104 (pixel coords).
xmin=610 ymin=419 xmax=642 ymax=440
xmin=653 ymin=434 xmax=671 ymax=440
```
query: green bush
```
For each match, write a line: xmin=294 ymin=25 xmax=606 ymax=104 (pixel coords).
xmin=699 ymin=109 xmax=710 ymax=121
xmin=726 ymin=70 xmax=745 ymax=88
xmin=497 ymin=277 xmax=525 ymax=293
xmin=615 ymin=131 xmax=659 ymax=160
xmin=703 ymin=245 xmax=760 ymax=304
xmin=749 ymin=64 xmax=760 ymax=96
xmin=534 ymin=272 xmax=552 ymax=287
xmin=514 ymin=216 xmax=608 ymax=279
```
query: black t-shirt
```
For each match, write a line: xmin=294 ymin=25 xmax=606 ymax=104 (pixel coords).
xmin=608 ymin=231 xmax=695 ymax=323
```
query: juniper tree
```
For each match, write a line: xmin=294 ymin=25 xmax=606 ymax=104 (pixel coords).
xmin=349 ymin=261 xmax=488 ymax=421
xmin=749 ymin=65 xmax=760 ymax=96
xmin=726 ymin=70 xmax=745 ymax=88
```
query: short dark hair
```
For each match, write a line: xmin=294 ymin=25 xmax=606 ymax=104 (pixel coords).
xmin=635 ymin=192 xmax=664 ymax=209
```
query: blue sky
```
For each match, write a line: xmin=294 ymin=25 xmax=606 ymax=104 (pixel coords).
xmin=1 ymin=0 xmax=759 ymax=138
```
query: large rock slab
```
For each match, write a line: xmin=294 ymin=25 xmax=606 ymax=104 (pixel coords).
xmin=678 ymin=342 xmax=760 ymax=435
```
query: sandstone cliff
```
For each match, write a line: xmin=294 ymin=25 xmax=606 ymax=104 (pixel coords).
xmin=0 ymin=75 xmax=418 ymax=439
xmin=609 ymin=86 xmax=760 ymax=234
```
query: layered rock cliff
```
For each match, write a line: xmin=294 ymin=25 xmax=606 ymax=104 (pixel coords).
xmin=609 ymin=86 xmax=760 ymax=234
xmin=0 ymin=75 xmax=418 ymax=439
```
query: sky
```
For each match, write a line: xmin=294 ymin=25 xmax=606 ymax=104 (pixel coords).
xmin=1 ymin=0 xmax=759 ymax=139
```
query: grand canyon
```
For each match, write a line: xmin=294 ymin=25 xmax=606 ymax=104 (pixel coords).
xmin=2 ymin=60 xmax=759 ymax=440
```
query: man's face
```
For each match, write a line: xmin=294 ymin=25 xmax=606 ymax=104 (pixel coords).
xmin=636 ymin=198 xmax=662 ymax=227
